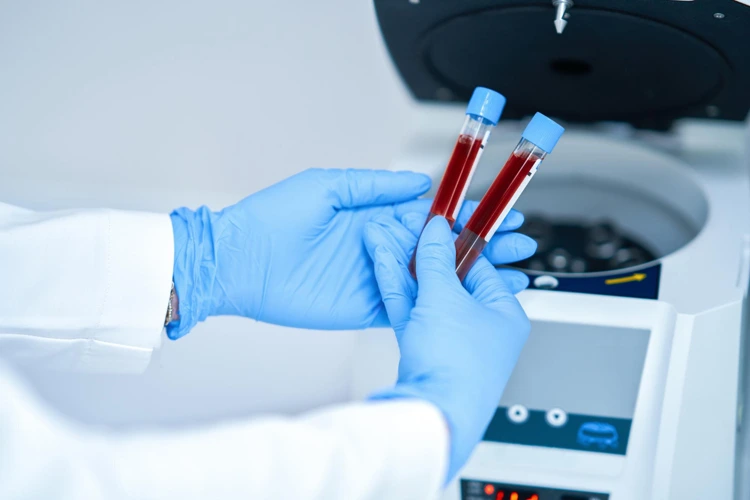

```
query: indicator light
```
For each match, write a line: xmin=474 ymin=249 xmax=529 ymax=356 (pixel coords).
xmin=484 ymin=484 xmax=496 ymax=495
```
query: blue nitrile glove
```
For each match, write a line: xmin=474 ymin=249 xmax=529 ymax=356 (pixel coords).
xmin=364 ymin=215 xmax=531 ymax=482
xmin=168 ymin=168 xmax=536 ymax=339
xmin=365 ymin=209 xmax=533 ymax=299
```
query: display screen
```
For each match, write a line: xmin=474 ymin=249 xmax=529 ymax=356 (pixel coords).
xmin=484 ymin=321 xmax=650 ymax=454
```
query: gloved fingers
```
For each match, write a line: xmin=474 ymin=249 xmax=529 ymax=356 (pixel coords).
xmin=320 ymin=169 xmax=432 ymax=209
xmin=415 ymin=216 xmax=462 ymax=288
xmin=364 ymin=218 xmax=418 ymax=298
xmin=405 ymin=212 xmax=529 ymax=293
xmin=392 ymin=199 xmax=432 ymax=219
xmin=364 ymin=223 xmax=416 ymax=332
xmin=368 ymin=215 xmax=420 ymax=279
xmin=454 ymin=201 xmax=525 ymax=234
xmin=401 ymin=211 xmax=536 ymax=266
xmin=399 ymin=208 xmax=525 ymax=238
xmin=393 ymin=200 xmax=525 ymax=235
xmin=463 ymin=256 xmax=525 ymax=312
xmin=369 ymin=307 xmax=391 ymax=328
xmin=494 ymin=269 xmax=530 ymax=295
xmin=400 ymin=211 xmax=431 ymax=237
xmin=483 ymin=232 xmax=537 ymax=265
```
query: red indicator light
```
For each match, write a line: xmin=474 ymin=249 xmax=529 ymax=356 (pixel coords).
xmin=528 ymin=495 xmax=539 ymax=500
xmin=496 ymin=492 xmax=505 ymax=500
xmin=484 ymin=484 xmax=496 ymax=495
xmin=510 ymin=493 xmax=519 ymax=500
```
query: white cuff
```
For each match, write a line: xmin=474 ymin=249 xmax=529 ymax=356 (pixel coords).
xmin=94 ymin=210 xmax=174 ymax=354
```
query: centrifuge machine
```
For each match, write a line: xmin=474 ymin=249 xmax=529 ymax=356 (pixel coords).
xmin=352 ymin=1 xmax=750 ymax=499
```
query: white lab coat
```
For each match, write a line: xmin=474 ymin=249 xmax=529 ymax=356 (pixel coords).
xmin=0 ymin=202 xmax=448 ymax=500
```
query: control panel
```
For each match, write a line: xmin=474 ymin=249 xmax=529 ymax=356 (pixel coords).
xmin=461 ymin=479 xmax=608 ymax=500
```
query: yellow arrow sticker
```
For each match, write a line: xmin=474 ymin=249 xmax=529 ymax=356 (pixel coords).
xmin=605 ymin=273 xmax=647 ymax=285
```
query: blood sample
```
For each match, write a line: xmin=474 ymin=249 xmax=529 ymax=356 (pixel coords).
xmin=408 ymin=87 xmax=506 ymax=278
xmin=455 ymin=113 xmax=565 ymax=281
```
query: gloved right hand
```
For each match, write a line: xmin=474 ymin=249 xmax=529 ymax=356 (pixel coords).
xmin=364 ymin=215 xmax=531 ymax=483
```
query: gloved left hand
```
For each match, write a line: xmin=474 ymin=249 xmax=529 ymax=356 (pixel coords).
xmin=168 ymin=168 xmax=536 ymax=339
xmin=364 ymin=215 xmax=531 ymax=482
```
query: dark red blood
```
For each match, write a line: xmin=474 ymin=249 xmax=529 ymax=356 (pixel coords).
xmin=430 ymin=134 xmax=484 ymax=225
xmin=409 ymin=134 xmax=483 ymax=279
xmin=466 ymin=151 xmax=540 ymax=240
xmin=455 ymin=228 xmax=487 ymax=281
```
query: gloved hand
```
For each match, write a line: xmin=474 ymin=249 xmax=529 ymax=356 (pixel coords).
xmin=168 ymin=168 xmax=536 ymax=339
xmin=364 ymin=215 xmax=531 ymax=482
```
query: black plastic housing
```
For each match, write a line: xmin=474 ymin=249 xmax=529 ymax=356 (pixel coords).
xmin=374 ymin=0 xmax=750 ymax=129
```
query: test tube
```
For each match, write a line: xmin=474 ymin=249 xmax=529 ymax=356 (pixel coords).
xmin=455 ymin=113 xmax=565 ymax=281
xmin=408 ymin=87 xmax=506 ymax=278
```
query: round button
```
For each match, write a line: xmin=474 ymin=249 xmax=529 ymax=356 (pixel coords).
xmin=534 ymin=275 xmax=559 ymax=290
xmin=546 ymin=407 xmax=568 ymax=428
xmin=507 ymin=404 xmax=529 ymax=424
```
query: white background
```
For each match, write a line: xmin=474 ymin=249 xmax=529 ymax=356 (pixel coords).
xmin=0 ymin=0 xmax=421 ymax=426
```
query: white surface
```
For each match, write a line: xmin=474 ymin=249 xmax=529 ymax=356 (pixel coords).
xmin=0 ymin=0 xmax=420 ymax=426
xmin=0 ymin=362 xmax=448 ymax=500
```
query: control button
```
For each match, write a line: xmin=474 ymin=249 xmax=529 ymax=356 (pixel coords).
xmin=576 ymin=421 xmax=619 ymax=450
xmin=507 ymin=404 xmax=529 ymax=424
xmin=546 ymin=407 xmax=568 ymax=428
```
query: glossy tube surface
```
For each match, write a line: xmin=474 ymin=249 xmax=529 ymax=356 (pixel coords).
xmin=409 ymin=115 xmax=492 ymax=278
xmin=455 ymin=139 xmax=546 ymax=280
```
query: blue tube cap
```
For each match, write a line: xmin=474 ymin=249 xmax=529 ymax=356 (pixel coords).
xmin=521 ymin=113 xmax=565 ymax=153
xmin=465 ymin=87 xmax=506 ymax=126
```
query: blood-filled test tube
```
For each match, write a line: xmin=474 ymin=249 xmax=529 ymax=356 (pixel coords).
xmin=409 ymin=87 xmax=506 ymax=278
xmin=455 ymin=113 xmax=565 ymax=281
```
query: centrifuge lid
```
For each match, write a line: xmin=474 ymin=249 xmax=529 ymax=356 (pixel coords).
xmin=374 ymin=0 xmax=750 ymax=130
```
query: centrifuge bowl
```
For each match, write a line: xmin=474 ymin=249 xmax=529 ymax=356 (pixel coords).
xmin=463 ymin=131 xmax=709 ymax=275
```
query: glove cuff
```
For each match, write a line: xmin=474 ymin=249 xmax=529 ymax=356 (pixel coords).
xmin=166 ymin=207 xmax=218 ymax=340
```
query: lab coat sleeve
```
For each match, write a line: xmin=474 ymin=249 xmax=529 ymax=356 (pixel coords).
xmin=0 ymin=362 xmax=449 ymax=500
xmin=0 ymin=202 xmax=174 ymax=373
